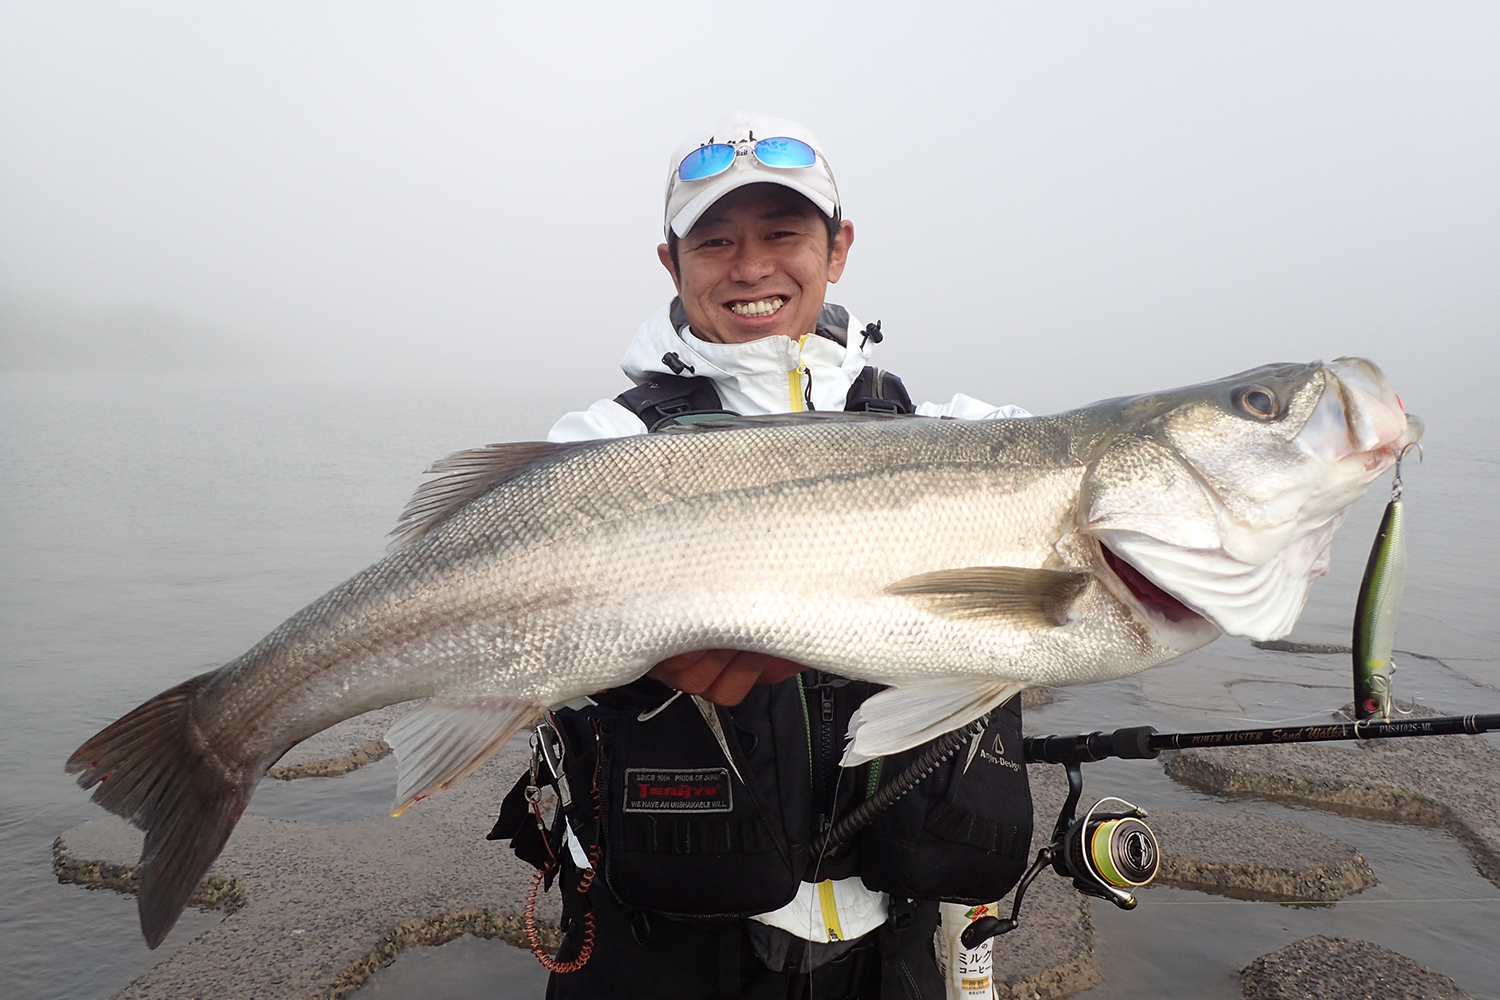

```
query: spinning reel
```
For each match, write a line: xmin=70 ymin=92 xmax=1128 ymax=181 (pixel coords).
xmin=962 ymin=743 xmax=1161 ymax=948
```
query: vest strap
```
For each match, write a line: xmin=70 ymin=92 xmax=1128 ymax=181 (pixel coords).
xmin=614 ymin=373 xmax=729 ymax=432
xmin=615 ymin=362 xmax=915 ymax=432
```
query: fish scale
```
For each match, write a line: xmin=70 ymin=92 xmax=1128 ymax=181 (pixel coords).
xmin=66 ymin=357 xmax=1421 ymax=948
xmin=446 ymin=455 xmax=1080 ymax=687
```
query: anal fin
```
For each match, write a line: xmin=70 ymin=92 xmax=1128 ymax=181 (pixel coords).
xmin=842 ymin=680 xmax=1022 ymax=766
xmin=386 ymin=699 xmax=542 ymax=816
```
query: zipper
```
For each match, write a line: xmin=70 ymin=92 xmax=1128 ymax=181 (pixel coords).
xmin=789 ymin=333 xmax=815 ymax=412
xmin=796 ymin=674 xmax=814 ymax=779
xmin=798 ymin=672 xmax=839 ymax=835
xmin=818 ymin=879 xmax=845 ymax=942
xmin=818 ymin=681 xmax=835 ymax=832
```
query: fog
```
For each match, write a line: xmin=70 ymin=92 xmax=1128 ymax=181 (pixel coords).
xmin=2 ymin=2 xmax=1496 ymax=416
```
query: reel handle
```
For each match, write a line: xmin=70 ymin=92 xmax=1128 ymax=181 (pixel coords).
xmin=960 ymin=915 xmax=1013 ymax=949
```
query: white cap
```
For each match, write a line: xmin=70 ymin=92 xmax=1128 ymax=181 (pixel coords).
xmin=664 ymin=111 xmax=840 ymax=239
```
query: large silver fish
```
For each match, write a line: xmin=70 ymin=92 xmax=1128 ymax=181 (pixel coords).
xmin=68 ymin=357 xmax=1419 ymax=947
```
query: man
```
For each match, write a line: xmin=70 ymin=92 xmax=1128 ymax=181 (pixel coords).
xmin=501 ymin=112 xmax=1033 ymax=999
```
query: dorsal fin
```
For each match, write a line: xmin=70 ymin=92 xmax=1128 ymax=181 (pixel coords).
xmin=387 ymin=441 xmax=579 ymax=550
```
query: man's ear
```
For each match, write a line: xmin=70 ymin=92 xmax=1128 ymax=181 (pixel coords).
xmin=658 ymin=243 xmax=682 ymax=291
xmin=826 ymin=220 xmax=854 ymax=283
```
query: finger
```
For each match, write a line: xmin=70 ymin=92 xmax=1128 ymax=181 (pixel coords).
xmin=757 ymin=658 xmax=806 ymax=686
xmin=653 ymin=649 xmax=714 ymax=676
xmin=648 ymin=649 xmax=735 ymax=695
xmin=701 ymin=652 xmax=771 ymax=706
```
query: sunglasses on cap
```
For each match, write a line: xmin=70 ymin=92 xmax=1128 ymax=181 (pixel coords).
xmin=676 ymin=136 xmax=819 ymax=182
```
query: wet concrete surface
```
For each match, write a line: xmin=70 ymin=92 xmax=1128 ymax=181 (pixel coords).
xmin=1142 ymin=700 xmax=1500 ymax=1000
xmin=997 ymin=764 xmax=1382 ymax=997
xmin=1241 ymin=935 xmax=1474 ymax=999
xmin=56 ymin=744 xmax=557 ymax=1000
xmin=1036 ymin=645 xmax=1499 ymax=999
xmin=1147 ymin=809 xmax=1375 ymax=901
xmin=1162 ymin=704 xmax=1500 ymax=890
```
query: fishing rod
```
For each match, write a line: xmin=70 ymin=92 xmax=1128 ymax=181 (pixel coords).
xmin=1025 ymin=711 xmax=1500 ymax=765
xmin=950 ymin=712 xmax=1500 ymax=950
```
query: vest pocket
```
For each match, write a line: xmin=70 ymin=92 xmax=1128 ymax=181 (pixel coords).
xmin=596 ymin=693 xmax=804 ymax=916
xmin=856 ymin=697 xmax=1034 ymax=904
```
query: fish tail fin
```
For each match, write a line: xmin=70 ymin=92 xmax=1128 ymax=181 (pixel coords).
xmin=65 ymin=671 xmax=260 ymax=949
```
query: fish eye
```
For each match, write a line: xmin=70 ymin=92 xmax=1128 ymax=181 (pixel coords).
xmin=1235 ymin=385 xmax=1280 ymax=420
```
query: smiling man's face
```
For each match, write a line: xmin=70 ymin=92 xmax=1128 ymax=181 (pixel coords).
xmin=658 ymin=183 xmax=854 ymax=345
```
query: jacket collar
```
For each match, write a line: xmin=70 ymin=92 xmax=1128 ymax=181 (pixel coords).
xmin=621 ymin=298 xmax=871 ymax=385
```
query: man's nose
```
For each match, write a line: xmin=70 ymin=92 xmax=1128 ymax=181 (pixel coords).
xmin=727 ymin=240 xmax=776 ymax=283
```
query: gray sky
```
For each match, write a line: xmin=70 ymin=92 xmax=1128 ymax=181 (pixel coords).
xmin=2 ymin=1 xmax=1496 ymax=416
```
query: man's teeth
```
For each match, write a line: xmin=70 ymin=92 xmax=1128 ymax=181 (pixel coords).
xmin=729 ymin=297 xmax=785 ymax=318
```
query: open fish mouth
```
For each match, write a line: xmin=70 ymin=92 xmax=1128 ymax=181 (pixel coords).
xmin=1095 ymin=521 xmax=1341 ymax=640
xmin=1099 ymin=543 xmax=1207 ymax=626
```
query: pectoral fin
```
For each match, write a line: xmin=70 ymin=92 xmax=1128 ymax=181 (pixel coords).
xmin=842 ymin=680 xmax=1022 ymax=766
xmin=887 ymin=566 xmax=1087 ymax=628
xmin=386 ymin=699 xmax=542 ymax=816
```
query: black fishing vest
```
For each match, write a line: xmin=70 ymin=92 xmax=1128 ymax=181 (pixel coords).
xmin=493 ymin=316 xmax=1031 ymax=924
xmin=496 ymin=678 xmax=1032 ymax=914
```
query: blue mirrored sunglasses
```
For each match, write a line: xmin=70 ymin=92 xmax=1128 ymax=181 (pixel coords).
xmin=677 ymin=136 xmax=818 ymax=182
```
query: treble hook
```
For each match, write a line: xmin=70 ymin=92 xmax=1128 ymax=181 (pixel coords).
xmin=1391 ymin=442 xmax=1422 ymax=501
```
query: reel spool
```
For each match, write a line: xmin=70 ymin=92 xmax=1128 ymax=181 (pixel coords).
xmin=961 ymin=767 xmax=1160 ymax=949
xmin=1057 ymin=796 xmax=1159 ymax=905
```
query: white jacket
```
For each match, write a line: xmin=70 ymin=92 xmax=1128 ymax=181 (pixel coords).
xmin=548 ymin=301 xmax=1029 ymax=442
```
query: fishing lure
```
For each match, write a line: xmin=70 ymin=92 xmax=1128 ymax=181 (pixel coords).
xmin=1352 ymin=445 xmax=1418 ymax=721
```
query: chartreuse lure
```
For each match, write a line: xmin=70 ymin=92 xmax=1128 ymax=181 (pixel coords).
xmin=1352 ymin=446 xmax=1418 ymax=721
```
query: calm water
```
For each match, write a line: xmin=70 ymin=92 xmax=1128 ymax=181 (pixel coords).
xmin=2 ymin=372 xmax=1496 ymax=1000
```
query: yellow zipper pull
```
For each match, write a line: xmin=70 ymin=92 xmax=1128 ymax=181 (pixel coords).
xmin=817 ymin=879 xmax=845 ymax=942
